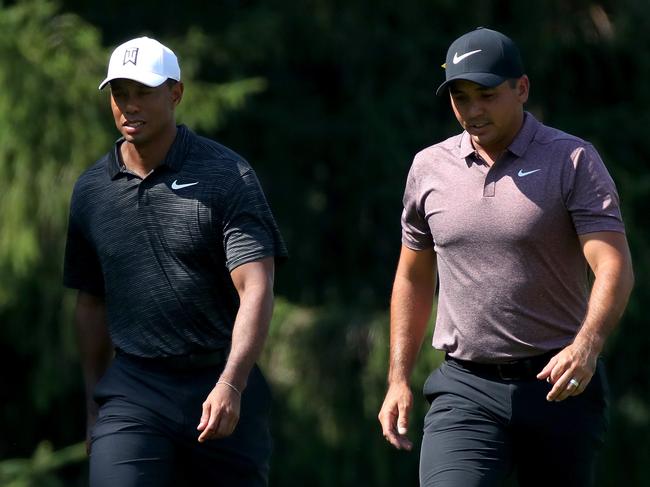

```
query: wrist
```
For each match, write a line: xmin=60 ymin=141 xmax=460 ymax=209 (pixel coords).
xmin=573 ymin=328 xmax=606 ymax=356
xmin=387 ymin=364 xmax=413 ymax=385
xmin=387 ymin=374 xmax=411 ymax=388
xmin=216 ymin=379 xmax=242 ymax=397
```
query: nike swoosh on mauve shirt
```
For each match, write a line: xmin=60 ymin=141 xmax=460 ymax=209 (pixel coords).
xmin=453 ymin=49 xmax=482 ymax=64
xmin=171 ymin=180 xmax=199 ymax=190
xmin=517 ymin=168 xmax=541 ymax=177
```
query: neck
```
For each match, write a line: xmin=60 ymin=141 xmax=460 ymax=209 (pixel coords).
xmin=121 ymin=124 xmax=178 ymax=178
xmin=472 ymin=142 xmax=508 ymax=167
xmin=473 ymin=111 xmax=525 ymax=166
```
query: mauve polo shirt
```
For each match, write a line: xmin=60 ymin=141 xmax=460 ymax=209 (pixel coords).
xmin=401 ymin=112 xmax=625 ymax=363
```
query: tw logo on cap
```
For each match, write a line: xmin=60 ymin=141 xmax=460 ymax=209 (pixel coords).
xmin=123 ymin=48 xmax=139 ymax=66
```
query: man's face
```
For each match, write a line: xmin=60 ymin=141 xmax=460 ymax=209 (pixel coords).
xmin=109 ymin=78 xmax=183 ymax=146
xmin=449 ymin=76 xmax=529 ymax=156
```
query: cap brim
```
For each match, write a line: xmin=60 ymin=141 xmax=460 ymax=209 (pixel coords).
xmin=98 ymin=72 xmax=168 ymax=90
xmin=436 ymin=72 xmax=507 ymax=96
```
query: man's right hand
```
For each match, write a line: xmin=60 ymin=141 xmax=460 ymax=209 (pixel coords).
xmin=378 ymin=382 xmax=414 ymax=451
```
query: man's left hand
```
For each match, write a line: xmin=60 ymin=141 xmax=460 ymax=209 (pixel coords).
xmin=536 ymin=342 xmax=598 ymax=402
xmin=197 ymin=383 xmax=241 ymax=442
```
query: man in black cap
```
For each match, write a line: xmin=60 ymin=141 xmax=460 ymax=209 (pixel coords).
xmin=378 ymin=27 xmax=634 ymax=486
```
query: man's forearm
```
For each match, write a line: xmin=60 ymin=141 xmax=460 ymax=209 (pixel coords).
xmin=74 ymin=292 xmax=113 ymax=411
xmin=196 ymin=259 xmax=275 ymax=442
xmin=574 ymin=232 xmax=634 ymax=357
xmin=388 ymin=275 xmax=435 ymax=385
xmin=574 ymin=261 xmax=634 ymax=355
xmin=219 ymin=285 xmax=274 ymax=392
xmin=379 ymin=246 xmax=437 ymax=450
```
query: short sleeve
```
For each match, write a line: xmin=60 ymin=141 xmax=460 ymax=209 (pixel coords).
xmin=221 ymin=169 xmax=288 ymax=271
xmin=565 ymin=145 xmax=625 ymax=235
xmin=63 ymin=208 xmax=105 ymax=296
xmin=401 ymin=165 xmax=434 ymax=250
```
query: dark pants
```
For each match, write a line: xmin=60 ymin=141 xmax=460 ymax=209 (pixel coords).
xmin=420 ymin=358 xmax=609 ymax=487
xmin=89 ymin=352 xmax=272 ymax=487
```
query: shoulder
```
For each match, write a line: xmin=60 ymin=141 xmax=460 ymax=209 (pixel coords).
xmin=66 ymin=152 xmax=113 ymax=227
xmin=521 ymin=115 xmax=606 ymax=174
xmin=532 ymin=122 xmax=595 ymax=154
xmin=409 ymin=133 xmax=464 ymax=175
xmin=402 ymin=133 xmax=463 ymax=201
xmin=185 ymin=131 xmax=253 ymax=180
xmin=70 ymin=153 xmax=111 ymax=207
xmin=76 ymin=153 xmax=110 ymax=183
xmin=531 ymin=122 xmax=608 ymax=178
xmin=188 ymin=130 xmax=251 ymax=171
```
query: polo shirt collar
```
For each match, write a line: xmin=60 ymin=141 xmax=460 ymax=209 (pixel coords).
xmin=457 ymin=111 xmax=540 ymax=161
xmin=107 ymin=124 xmax=192 ymax=179
xmin=507 ymin=112 xmax=539 ymax=158
xmin=458 ymin=131 xmax=476 ymax=159
xmin=162 ymin=124 xmax=191 ymax=172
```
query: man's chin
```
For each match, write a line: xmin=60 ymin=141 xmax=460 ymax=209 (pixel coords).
xmin=121 ymin=132 xmax=145 ymax=145
xmin=470 ymin=134 xmax=491 ymax=146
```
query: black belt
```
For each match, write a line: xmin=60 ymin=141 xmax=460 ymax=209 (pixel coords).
xmin=116 ymin=348 xmax=229 ymax=371
xmin=445 ymin=349 xmax=560 ymax=381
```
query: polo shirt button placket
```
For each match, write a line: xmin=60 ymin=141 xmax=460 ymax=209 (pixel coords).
xmin=138 ymin=181 xmax=148 ymax=208
xmin=483 ymin=180 xmax=496 ymax=197
xmin=483 ymin=162 xmax=497 ymax=197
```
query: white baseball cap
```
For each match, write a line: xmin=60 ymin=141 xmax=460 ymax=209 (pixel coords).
xmin=98 ymin=36 xmax=181 ymax=90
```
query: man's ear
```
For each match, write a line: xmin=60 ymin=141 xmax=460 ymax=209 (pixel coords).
xmin=171 ymin=82 xmax=184 ymax=107
xmin=517 ymin=75 xmax=529 ymax=103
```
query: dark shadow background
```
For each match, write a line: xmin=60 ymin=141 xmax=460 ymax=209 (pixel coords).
xmin=1 ymin=0 xmax=649 ymax=485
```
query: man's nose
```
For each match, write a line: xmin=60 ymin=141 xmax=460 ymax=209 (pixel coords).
xmin=119 ymin=95 xmax=140 ymax=114
xmin=466 ymin=100 xmax=484 ymax=119
xmin=124 ymin=100 xmax=139 ymax=114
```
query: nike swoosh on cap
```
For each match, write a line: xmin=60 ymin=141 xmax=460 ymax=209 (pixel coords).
xmin=171 ymin=180 xmax=199 ymax=190
xmin=453 ymin=49 xmax=482 ymax=64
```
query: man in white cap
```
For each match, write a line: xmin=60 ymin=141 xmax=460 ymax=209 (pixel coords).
xmin=64 ymin=36 xmax=287 ymax=486
xmin=378 ymin=27 xmax=634 ymax=486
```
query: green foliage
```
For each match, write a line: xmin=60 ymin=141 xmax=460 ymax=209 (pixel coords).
xmin=173 ymin=28 xmax=268 ymax=131
xmin=0 ymin=0 xmax=266 ymax=462
xmin=0 ymin=0 xmax=109 ymax=305
xmin=215 ymin=3 xmax=650 ymax=481
xmin=2 ymin=0 xmax=650 ymax=485
xmin=0 ymin=441 xmax=86 ymax=487
xmin=0 ymin=0 xmax=268 ymax=308
xmin=261 ymin=298 xmax=443 ymax=487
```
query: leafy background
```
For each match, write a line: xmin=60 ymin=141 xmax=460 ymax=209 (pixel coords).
xmin=0 ymin=0 xmax=648 ymax=485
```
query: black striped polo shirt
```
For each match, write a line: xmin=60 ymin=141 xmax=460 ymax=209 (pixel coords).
xmin=64 ymin=125 xmax=287 ymax=357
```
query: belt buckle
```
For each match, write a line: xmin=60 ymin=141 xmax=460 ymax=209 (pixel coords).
xmin=495 ymin=361 xmax=521 ymax=381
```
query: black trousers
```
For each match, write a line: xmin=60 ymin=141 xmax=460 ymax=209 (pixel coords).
xmin=89 ymin=352 xmax=272 ymax=487
xmin=420 ymin=358 xmax=609 ymax=487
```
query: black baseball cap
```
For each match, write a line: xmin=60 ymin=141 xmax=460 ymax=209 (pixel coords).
xmin=436 ymin=27 xmax=524 ymax=96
